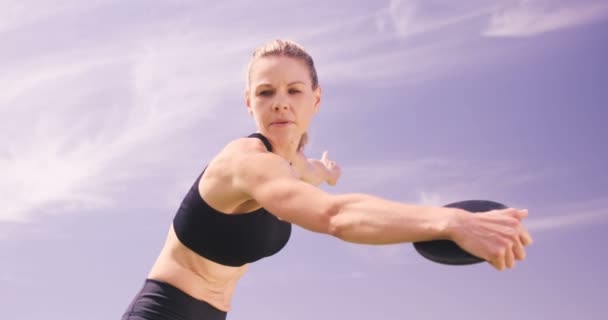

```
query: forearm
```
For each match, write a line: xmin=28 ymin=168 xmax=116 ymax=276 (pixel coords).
xmin=301 ymin=159 xmax=328 ymax=186
xmin=329 ymin=193 xmax=461 ymax=245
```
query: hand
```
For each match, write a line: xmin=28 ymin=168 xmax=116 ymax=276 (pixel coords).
xmin=320 ymin=151 xmax=341 ymax=186
xmin=449 ymin=208 xmax=533 ymax=271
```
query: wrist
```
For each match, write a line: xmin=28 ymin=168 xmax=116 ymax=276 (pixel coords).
xmin=442 ymin=208 xmax=468 ymax=241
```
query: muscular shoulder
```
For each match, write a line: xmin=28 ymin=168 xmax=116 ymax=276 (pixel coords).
xmin=196 ymin=138 xmax=268 ymax=208
xmin=226 ymin=141 xmax=298 ymax=198
xmin=209 ymin=137 xmax=268 ymax=170
xmin=202 ymin=136 xmax=293 ymax=198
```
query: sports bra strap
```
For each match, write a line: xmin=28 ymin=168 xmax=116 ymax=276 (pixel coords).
xmin=248 ymin=133 xmax=273 ymax=152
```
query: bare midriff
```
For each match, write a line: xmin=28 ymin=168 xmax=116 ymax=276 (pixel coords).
xmin=147 ymin=225 xmax=249 ymax=312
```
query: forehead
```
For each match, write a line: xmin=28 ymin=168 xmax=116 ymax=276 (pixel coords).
xmin=249 ymin=56 xmax=310 ymax=87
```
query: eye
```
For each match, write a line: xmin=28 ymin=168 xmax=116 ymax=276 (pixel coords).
xmin=258 ymin=90 xmax=273 ymax=97
xmin=288 ymin=89 xmax=301 ymax=94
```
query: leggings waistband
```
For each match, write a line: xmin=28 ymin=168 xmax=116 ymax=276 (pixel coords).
xmin=122 ymin=279 xmax=227 ymax=320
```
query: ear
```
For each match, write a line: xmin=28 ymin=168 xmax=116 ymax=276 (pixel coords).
xmin=245 ymin=90 xmax=253 ymax=116
xmin=313 ymin=86 xmax=322 ymax=114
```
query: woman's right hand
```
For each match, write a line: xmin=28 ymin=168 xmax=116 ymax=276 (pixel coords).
xmin=448 ymin=208 xmax=533 ymax=270
xmin=320 ymin=151 xmax=341 ymax=186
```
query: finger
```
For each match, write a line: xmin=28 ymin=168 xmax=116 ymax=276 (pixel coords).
xmin=519 ymin=224 xmax=533 ymax=246
xmin=490 ymin=257 xmax=504 ymax=271
xmin=505 ymin=243 xmax=515 ymax=269
xmin=321 ymin=150 xmax=328 ymax=162
xmin=489 ymin=248 xmax=506 ymax=271
xmin=514 ymin=208 xmax=528 ymax=220
xmin=503 ymin=208 xmax=528 ymax=220
xmin=512 ymin=234 xmax=526 ymax=261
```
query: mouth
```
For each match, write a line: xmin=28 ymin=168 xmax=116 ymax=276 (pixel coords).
xmin=270 ymin=121 xmax=293 ymax=126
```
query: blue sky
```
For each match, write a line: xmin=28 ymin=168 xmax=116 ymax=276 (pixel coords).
xmin=1 ymin=0 xmax=607 ymax=319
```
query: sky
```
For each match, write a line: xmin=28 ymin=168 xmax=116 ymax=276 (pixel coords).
xmin=1 ymin=0 xmax=607 ymax=319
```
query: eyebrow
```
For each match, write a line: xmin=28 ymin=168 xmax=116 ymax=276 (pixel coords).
xmin=255 ymin=81 xmax=306 ymax=89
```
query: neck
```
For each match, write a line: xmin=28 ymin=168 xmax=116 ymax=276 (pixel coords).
xmin=258 ymin=131 xmax=300 ymax=164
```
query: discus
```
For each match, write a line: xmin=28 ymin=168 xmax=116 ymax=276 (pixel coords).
xmin=413 ymin=199 xmax=508 ymax=265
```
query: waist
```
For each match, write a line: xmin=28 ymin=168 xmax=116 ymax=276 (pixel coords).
xmin=123 ymin=279 xmax=228 ymax=320
xmin=147 ymin=242 xmax=249 ymax=312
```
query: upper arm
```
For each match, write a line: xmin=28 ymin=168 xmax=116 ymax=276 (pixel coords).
xmin=232 ymin=147 xmax=337 ymax=235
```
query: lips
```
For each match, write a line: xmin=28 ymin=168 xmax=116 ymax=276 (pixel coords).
xmin=270 ymin=120 xmax=293 ymax=126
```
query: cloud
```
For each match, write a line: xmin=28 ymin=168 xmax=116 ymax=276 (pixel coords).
xmin=526 ymin=199 xmax=608 ymax=231
xmin=417 ymin=191 xmax=443 ymax=207
xmin=340 ymin=157 xmax=549 ymax=204
xmin=314 ymin=1 xmax=491 ymax=85
xmin=3 ymin=3 xmax=404 ymax=223
xmin=0 ymin=0 xmax=112 ymax=34
xmin=336 ymin=157 xmax=552 ymax=265
xmin=0 ymin=28 xmax=251 ymax=222
xmin=319 ymin=37 xmax=470 ymax=85
xmin=348 ymin=158 xmax=608 ymax=234
xmin=381 ymin=0 xmax=493 ymax=38
xmin=379 ymin=0 xmax=608 ymax=39
xmin=1 ymin=53 xmax=128 ymax=222
xmin=484 ymin=0 xmax=608 ymax=37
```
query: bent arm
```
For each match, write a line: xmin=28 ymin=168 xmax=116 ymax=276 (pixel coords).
xmin=234 ymin=150 xmax=459 ymax=245
xmin=292 ymin=151 xmax=329 ymax=187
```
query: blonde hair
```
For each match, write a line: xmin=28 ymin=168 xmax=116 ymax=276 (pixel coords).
xmin=247 ymin=39 xmax=319 ymax=90
xmin=247 ymin=39 xmax=318 ymax=152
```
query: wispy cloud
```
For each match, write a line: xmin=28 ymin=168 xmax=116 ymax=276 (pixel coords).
xmin=526 ymin=198 xmax=608 ymax=231
xmin=4 ymin=0 xmax=604 ymax=225
xmin=0 ymin=28 xmax=250 ymax=222
xmin=315 ymin=0 xmax=493 ymax=85
xmin=378 ymin=0 xmax=608 ymax=39
xmin=0 ymin=0 xmax=111 ymax=34
xmin=484 ymin=0 xmax=608 ymax=37
xmin=346 ymin=0 xmax=608 ymax=85
xmin=337 ymin=157 xmax=553 ymax=265
xmin=1 ymin=51 xmax=128 ymax=222
xmin=340 ymin=157 xmax=550 ymax=204
xmin=379 ymin=0 xmax=493 ymax=38
xmin=315 ymin=1 xmax=497 ymax=86
xmin=417 ymin=191 xmax=443 ymax=207
xmin=2 ymin=2 xmax=407 ymax=223
xmin=320 ymin=37 xmax=475 ymax=86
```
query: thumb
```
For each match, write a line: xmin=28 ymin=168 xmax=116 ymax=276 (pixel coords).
xmin=507 ymin=208 xmax=528 ymax=220
xmin=321 ymin=150 xmax=328 ymax=161
xmin=517 ymin=208 xmax=529 ymax=219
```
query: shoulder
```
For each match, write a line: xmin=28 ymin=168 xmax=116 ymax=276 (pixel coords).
xmin=197 ymin=136 xmax=290 ymax=209
xmin=223 ymin=136 xmax=268 ymax=154
xmin=212 ymin=136 xmax=296 ymax=188
xmin=219 ymin=139 xmax=297 ymax=197
xmin=210 ymin=136 xmax=271 ymax=170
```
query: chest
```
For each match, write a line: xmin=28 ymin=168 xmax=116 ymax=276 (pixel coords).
xmin=173 ymin=179 xmax=292 ymax=267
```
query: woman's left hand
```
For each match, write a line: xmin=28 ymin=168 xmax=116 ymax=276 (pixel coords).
xmin=321 ymin=151 xmax=341 ymax=186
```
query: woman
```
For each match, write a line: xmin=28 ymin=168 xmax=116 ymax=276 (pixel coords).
xmin=121 ymin=39 xmax=533 ymax=320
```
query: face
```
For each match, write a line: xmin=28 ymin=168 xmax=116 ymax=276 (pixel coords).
xmin=246 ymin=56 xmax=321 ymax=145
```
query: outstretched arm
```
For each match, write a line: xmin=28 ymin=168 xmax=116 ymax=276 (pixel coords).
xmin=234 ymin=147 xmax=460 ymax=244
xmin=233 ymin=141 xmax=532 ymax=270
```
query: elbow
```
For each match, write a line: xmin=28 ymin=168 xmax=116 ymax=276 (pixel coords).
xmin=323 ymin=195 xmax=344 ymax=239
xmin=325 ymin=193 xmax=362 ymax=240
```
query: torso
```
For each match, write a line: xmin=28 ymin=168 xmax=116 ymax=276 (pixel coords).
xmin=147 ymin=225 xmax=248 ymax=312
xmin=147 ymin=137 xmax=304 ymax=312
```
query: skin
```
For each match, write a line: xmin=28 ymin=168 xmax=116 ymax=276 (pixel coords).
xmin=146 ymin=55 xmax=533 ymax=312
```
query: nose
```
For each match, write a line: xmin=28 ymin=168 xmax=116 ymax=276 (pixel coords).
xmin=273 ymin=101 xmax=289 ymax=111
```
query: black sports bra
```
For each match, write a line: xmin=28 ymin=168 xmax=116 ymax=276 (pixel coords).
xmin=172 ymin=133 xmax=292 ymax=267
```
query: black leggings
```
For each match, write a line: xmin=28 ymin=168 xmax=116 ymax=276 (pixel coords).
xmin=121 ymin=279 xmax=228 ymax=320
